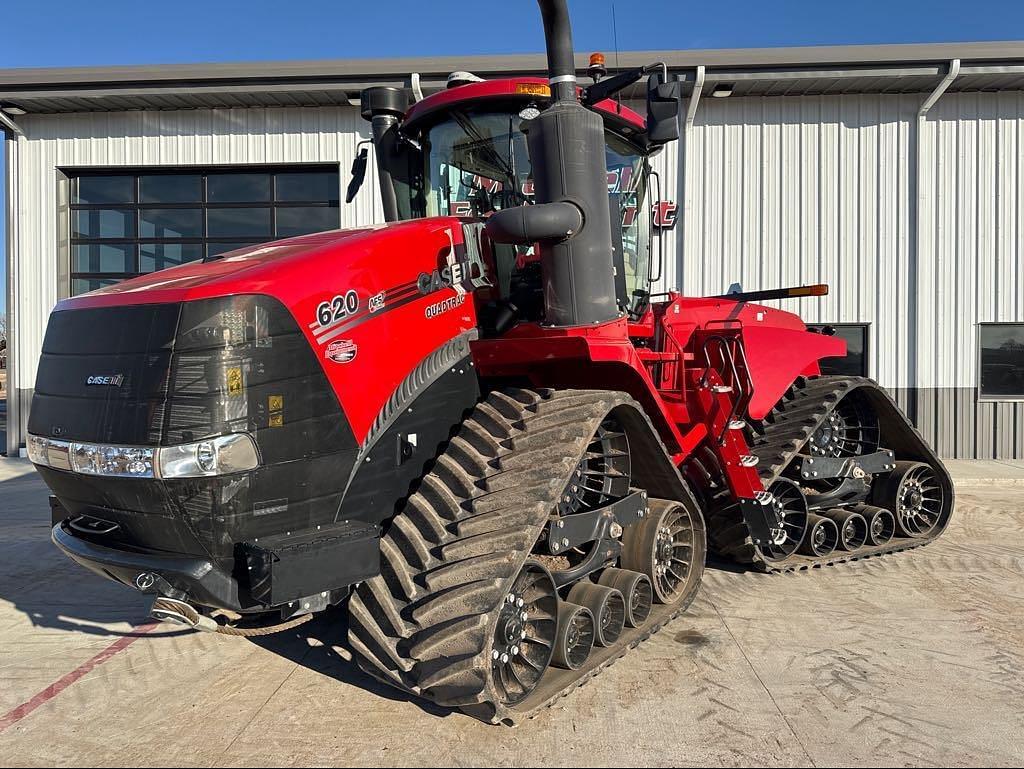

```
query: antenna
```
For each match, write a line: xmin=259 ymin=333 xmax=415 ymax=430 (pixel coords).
xmin=611 ymin=2 xmax=621 ymax=104
xmin=611 ymin=3 xmax=620 ymax=73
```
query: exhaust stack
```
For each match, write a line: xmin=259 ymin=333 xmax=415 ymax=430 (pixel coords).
xmin=487 ymin=0 xmax=620 ymax=327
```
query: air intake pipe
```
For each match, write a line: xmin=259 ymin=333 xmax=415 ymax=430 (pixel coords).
xmin=360 ymin=86 xmax=409 ymax=222
xmin=486 ymin=0 xmax=620 ymax=327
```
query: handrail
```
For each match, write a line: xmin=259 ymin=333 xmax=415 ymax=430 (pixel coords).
xmin=698 ymin=332 xmax=753 ymax=444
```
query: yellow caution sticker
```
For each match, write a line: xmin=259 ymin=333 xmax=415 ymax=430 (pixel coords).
xmin=269 ymin=394 xmax=284 ymax=427
xmin=515 ymin=82 xmax=550 ymax=97
xmin=226 ymin=367 xmax=243 ymax=396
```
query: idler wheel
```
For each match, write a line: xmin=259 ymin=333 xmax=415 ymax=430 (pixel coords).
xmin=622 ymin=499 xmax=703 ymax=604
xmin=872 ymin=461 xmax=944 ymax=538
xmin=488 ymin=560 xmax=558 ymax=706
xmin=759 ymin=478 xmax=810 ymax=562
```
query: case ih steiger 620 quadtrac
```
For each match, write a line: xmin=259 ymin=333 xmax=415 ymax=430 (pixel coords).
xmin=29 ymin=0 xmax=952 ymax=723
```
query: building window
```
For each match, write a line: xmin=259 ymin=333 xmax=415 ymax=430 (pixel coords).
xmin=979 ymin=323 xmax=1024 ymax=400
xmin=68 ymin=166 xmax=340 ymax=295
xmin=806 ymin=324 xmax=869 ymax=377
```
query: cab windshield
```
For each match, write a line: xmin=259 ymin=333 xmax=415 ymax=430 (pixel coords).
xmin=420 ymin=108 xmax=653 ymax=303
xmin=424 ymin=110 xmax=531 ymax=217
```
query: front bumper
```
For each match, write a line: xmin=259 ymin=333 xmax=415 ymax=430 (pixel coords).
xmin=51 ymin=520 xmax=245 ymax=611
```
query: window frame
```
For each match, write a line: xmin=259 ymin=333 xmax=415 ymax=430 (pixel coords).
xmin=65 ymin=164 xmax=341 ymax=294
xmin=806 ymin=322 xmax=871 ymax=378
xmin=977 ymin=322 xmax=1024 ymax=402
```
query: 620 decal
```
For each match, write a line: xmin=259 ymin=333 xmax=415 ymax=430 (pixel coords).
xmin=316 ymin=290 xmax=360 ymax=327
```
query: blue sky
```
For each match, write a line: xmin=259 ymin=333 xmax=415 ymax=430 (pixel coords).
xmin=3 ymin=0 xmax=1024 ymax=312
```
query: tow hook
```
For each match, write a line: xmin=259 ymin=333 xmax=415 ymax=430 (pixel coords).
xmin=150 ymin=596 xmax=220 ymax=633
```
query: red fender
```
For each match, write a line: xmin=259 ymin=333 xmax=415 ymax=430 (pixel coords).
xmin=741 ymin=326 xmax=846 ymax=419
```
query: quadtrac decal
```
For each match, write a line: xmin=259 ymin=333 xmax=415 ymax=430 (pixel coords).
xmin=425 ymin=293 xmax=467 ymax=319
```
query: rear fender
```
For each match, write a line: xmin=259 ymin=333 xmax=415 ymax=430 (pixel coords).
xmin=741 ymin=326 xmax=845 ymax=419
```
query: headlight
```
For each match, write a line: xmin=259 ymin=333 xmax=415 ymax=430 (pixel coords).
xmin=157 ymin=434 xmax=260 ymax=478
xmin=27 ymin=433 xmax=260 ymax=479
xmin=71 ymin=443 xmax=156 ymax=478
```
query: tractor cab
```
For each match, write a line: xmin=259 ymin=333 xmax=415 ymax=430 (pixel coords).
xmin=357 ymin=76 xmax=669 ymax=328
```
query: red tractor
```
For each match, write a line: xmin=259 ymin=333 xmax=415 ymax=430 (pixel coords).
xmin=28 ymin=1 xmax=951 ymax=723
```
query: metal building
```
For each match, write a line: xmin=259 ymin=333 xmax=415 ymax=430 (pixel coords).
xmin=3 ymin=43 xmax=1024 ymax=458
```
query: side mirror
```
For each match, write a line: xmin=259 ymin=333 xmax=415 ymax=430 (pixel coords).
xmin=646 ymin=73 xmax=681 ymax=146
xmin=345 ymin=147 xmax=369 ymax=203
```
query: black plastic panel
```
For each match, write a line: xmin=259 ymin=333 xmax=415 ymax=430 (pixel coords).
xmin=243 ymin=521 xmax=381 ymax=605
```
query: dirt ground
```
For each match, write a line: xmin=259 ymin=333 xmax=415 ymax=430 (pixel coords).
xmin=0 ymin=460 xmax=1021 ymax=767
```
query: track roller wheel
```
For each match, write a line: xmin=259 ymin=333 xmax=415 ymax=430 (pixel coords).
xmin=799 ymin=513 xmax=839 ymax=557
xmin=551 ymin=602 xmax=595 ymax=670
xmin=489 ymin=561 xmax=558 ymax=706
xmin=759 ymin=478 xmax=809 ymax=561
xmin=566 ymin=582 xmax=625 ymax=648
xmin=622 ymin=498 xmax=705 ymax=605
xmin=597 ymin=567 xmax=653 ymax=628
xmin=872 ymin=461 xmax=944 ymax=538
xmin=856 ymin=504 xmax=896 ymax=545
xmin=821 ymin=508 xmax=867 ymax=550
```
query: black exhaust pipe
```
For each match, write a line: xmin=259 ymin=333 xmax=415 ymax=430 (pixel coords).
xmin=537 ymin=0 xmax=577 ymax=103
xmin=486 ymin=0 xmax=620 ymax=327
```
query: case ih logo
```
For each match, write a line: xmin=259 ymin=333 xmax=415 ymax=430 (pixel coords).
xmin=325 ymin=339 xmax=357 ymax=364
xmin=86 ymin=374 xmax=124 ymax=386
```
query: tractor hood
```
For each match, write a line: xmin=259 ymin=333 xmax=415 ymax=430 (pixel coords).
xmin=59 ymin=219 xmax=460 ymax=312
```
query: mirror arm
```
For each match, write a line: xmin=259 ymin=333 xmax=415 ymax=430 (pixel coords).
xmin=582 ymin=61 xmax=668 ymax=106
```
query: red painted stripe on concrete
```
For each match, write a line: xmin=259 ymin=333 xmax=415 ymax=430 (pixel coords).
xmin=0 ymin=622 xmax=159 ymax=734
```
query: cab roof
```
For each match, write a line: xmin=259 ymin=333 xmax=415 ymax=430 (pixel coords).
xmin=402 ymin=77 xmax=648 ymax=139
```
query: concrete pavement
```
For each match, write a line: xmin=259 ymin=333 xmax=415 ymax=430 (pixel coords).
xmin=0 ymin=458 xmax=1022 ymax=767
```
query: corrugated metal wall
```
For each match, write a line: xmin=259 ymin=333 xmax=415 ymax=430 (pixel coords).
xmin=917 ymin=92 xmax=1024 ymax=457
xmin=7 ymin=94 xmax=1024 ymax=456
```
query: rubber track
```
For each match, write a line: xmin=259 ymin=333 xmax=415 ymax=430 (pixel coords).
xmin=346 ymin=388 xmax=702 ymax=724
xmin=708 ymin=375 xmax=955 ymax=573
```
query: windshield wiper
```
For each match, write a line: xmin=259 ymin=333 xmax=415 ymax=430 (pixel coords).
xmin=450 ymin=111 xmax=526 ymax=209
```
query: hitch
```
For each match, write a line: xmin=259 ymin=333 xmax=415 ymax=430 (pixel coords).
xmin=150 ymin=597 xmax=219 ymax=633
